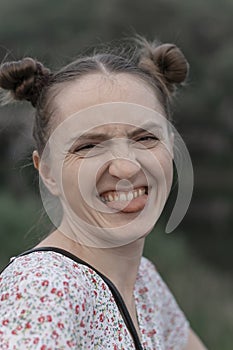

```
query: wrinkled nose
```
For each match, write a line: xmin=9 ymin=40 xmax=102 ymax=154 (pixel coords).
xmin=108 ymin=158 xmax=141 ymax=179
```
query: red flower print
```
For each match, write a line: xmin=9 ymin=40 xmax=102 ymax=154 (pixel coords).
xmin=38 ymin=316 xmax=45 ymax=323
xmin=75 ymin=305 xmax=80 ymax=314
xmin=40 ymin=345 xmax=47 ymax=350
xmin=80 ymin=320 xmax=85 ymax=327
xmin=40 ymin=296 xmax=47 ymax=303
xmin=35 ymin=272 xmax=42 ymax=277
xmin=119 ymin=335 xmax=122 ymax=341
xmin=52 ymin=330 xmax=59 ymax=339
xmin=63 ymin=281 xmax=69 ymax=286
xmin=139 ymin=286 xmax=149 ymax=295
xmin=67 ymin=340 xmax=75 ymax=347
xmin=11 ymin=329 xmax=17 ymax=335
xmin=57 ymin=290 xmax=63 ymax=297
xmin=42 ymin=280 xmax=49 ymax=286
xmin=57 ymin=322 xmax=64 ymax=329
xmin=92 ymin=277 xmax=97 ymax=284
xmin=25 ymin=322 xmax=31 ymax=329
xmin=47 ymin=315 xmax=52 ymax=322
xmin=33 ymin=337 xmax=39 ymax=344
xmin=50 ymin=288 xmax=57 ymax=294
xmin=1 ymin=293 xmax=9 ymax=301
xmin=99 ymin=313 xmax=104 ymax=322
xmin=2 ymin=319 xmax=9 ymax=326
xmin=148 ymin=329 xmax=156 ymax=337
xmin=101 ymin=283 xmax=106 ymax=290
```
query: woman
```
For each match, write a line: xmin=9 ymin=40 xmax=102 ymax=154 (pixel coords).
xmin=0 ymin=37 xmax=207 ymax=349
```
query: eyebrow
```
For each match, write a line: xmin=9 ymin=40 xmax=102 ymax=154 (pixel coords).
xmin=70 ymin=121 xmax=163 ymax=144
xmin=128 ymin=121 xmax=163 ymax=137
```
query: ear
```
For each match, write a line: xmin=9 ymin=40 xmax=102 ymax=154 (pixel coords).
xmin=32 ymin=150 xmax=40 ymax=170
xmin=32 ymin=150 xmax=60 ymax=196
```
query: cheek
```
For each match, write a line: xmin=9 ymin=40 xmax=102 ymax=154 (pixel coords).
xmin=61 ymin=155 xmax=103 ymax=208
xmin=61 ymin=156 xmax=82 ymax=204
xmin=149 ymin=144 xmax=173 ymax=188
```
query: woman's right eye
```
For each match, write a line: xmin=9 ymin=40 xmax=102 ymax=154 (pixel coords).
xmin=74 ymin=144 xmax=96 ymax=153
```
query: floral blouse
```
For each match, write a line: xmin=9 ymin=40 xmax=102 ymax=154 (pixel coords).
xmin=0 ymin=250 xmax=189 ymax=349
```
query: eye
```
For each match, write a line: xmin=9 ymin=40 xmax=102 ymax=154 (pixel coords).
xmin=71 ymin=142 xmax=105 ymax=158
xmin=74 ymin=143 xmax=96 ymax=152
xmin=133 ymin=134 xmax=160 ymax=149
xmin=138 ymin=135 xmax=159 ymax=142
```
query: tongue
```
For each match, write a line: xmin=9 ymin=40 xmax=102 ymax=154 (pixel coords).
xmin=104 ymin=194 xmax=148 ymax=213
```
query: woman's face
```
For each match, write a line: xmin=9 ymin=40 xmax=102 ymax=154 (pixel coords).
xmin=41 ymin=73 xmax=174 ymax=247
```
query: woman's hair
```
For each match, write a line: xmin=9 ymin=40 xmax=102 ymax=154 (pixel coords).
xmin=0 ymin=36 xmax=189 ymax=155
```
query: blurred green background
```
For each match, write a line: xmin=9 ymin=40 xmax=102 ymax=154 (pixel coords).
xmin=0 ymin=0 xmax=232 ymax=349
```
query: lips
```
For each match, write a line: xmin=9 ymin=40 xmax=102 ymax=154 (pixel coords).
xmin=99 ymin=186 xmax=148 ymax=213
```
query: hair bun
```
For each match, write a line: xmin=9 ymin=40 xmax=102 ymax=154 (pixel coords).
xmin=138 ymin=39 xmax=189 ymax=94
xmin=0 ymin=57 xmax=50 ymax=106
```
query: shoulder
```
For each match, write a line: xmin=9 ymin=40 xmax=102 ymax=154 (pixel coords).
xmin=0 ymin=250 xmax=91 ymax=313
xmin=0 ymin=251 xmax=92 ymax=348
xmin=1 ymin=250 xmax=89 ymax=290
xmin=139 ymin=256 xmax=190 ymax=349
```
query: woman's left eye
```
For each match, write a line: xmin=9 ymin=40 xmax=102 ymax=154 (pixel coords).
xmin=138 ymin=135 xmax=159 ymax=142
xmin=133 ymin=135 xmax=160 ymax=149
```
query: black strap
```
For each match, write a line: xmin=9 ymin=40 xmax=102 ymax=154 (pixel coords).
xmin=1 ymin=246 xmax=143 ymax=350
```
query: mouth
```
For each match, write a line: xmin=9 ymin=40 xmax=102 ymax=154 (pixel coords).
xmin=99 ymin=186 xmax=148 ymax=213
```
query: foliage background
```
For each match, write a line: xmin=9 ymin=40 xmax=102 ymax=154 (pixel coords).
xmin=0 ymin=0 xmax=232 ymax=348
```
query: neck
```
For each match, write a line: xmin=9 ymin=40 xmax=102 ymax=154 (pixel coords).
xmin=36 ymin=229 xmax=145 ymax=304
xmin=81 ymin=238 xmax=145 ymax=302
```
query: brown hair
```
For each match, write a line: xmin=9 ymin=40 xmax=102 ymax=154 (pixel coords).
xmin=0 ymin=37 xmax=189 ymax=155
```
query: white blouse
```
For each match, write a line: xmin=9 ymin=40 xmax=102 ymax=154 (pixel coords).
xmin=0 ymin=250 xmax=189 ymax=349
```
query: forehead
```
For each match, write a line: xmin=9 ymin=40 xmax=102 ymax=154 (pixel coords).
xmin=53 ymin=73 xmax=165 ymax=125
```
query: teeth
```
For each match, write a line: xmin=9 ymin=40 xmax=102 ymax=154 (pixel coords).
xmin=108 ymin=194 xmax=114 ymax=202
xmin=120 ymin=193 xmax=127 ymax=201
xmin=139 ymin=188 xmax=145 ymax=196
xmin=127 ymin=192 xmax=134 ymax=201
xmin=101 ymin=187 xmax=147 ymax=203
